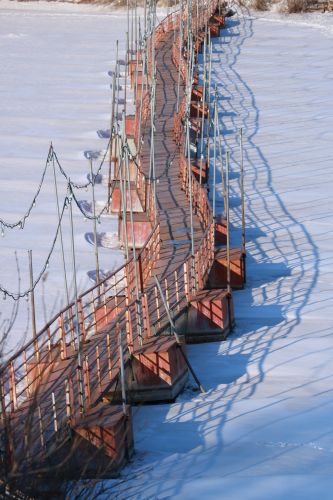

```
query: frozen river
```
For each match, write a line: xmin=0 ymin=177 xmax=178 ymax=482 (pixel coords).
xmin=0 ymin=1 xmax=131 ymax=355
xmin=107 ymin=7 xmax=333 ymax=500
xmin=0 ymin=2 xmax=333 ymax=498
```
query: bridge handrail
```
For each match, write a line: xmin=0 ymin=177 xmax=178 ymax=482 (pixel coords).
xmin=0 ymin=4 xmax=220 ymax=466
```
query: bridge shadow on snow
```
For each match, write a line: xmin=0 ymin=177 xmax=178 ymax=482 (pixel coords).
xmin=95 ymin=7 xmax=320 ymax=499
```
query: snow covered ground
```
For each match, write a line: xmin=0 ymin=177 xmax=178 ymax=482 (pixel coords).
xmin=102 ymin=7 xmax=333 ymax=500
xmin=1 ymin=2 xmax=333 ymax=498
xmin=0 ymin=1 xmax=134 ymax=356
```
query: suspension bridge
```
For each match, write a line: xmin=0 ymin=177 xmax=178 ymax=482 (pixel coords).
xmin=0 ymin=1 xmax=246 ymax=493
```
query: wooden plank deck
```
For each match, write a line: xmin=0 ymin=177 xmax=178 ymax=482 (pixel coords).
xmin=140 ymin=31 xmax=205 ymax=282
xmin=2 ymin=27 xmax=208 ymax=484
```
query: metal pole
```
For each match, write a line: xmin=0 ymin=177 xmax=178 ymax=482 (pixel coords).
xmin=176 ymin=2 xmax=184 ymax=112
xmin=134 ymin=20 xmax=140 ymax=105
xmin=137 ymin=31 xmax=147 ymax=154
xmin=186 ymin=119 xmax=195 ymax=259
xmin=115 ymin=41 xmax=121 ymax=141
xmin=135 ymin=0 xmax=137 ymax=52
xmin=119 ymin=330 xmax=127 ymax=416
xmin=199 ymin=21 xmax=207 ymax=183
xmin=108 ymin=63 xmax=117 ymax=209
xmin=28 ymin=250 xmax=37 ymax=343
xmin=51 ymin=146 xmax=70 ymax=306
xmin=149 ymin=67 xmax=157 ymax=222
xmin=226 ymin=151 xmax=231 ymax=295
xmin=206 ymin=37 xmax=212 ymax=168
xmin=240 ymin=127 xmax=246 ymax=283
xmin=124 ymin=133 xmax=143 ymax=346
xmin=186 ymin=116 xmax=196 ymax=296
xmin=131 ymin=1 xmax=134 ymax=58
xmin=120 ymin=165 xmax=129 ymax=260
xmin=127 ymin=0 xmax=130 ymax=56
xmin=216 ymin=102 xmax=226 ymax=214
xmin=69 ymin=189 xmax=85 ymax=414
xmin=124 ymin=32 xmax=129 ymax=117
xmin=213 ymin=88 xmax=217 ymax=219
xmin=90 ymin=159 xmax=100 ymax=295
xmin=153 ymin=274 xmax=205 ymax=393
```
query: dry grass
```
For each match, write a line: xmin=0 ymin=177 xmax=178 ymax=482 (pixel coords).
xmin=73 ymin=0 xmax=173 ymax=5
xmin=286 ymin=0 xmax=307 ymax=11
xmin=236 ymin=0 xmax=269 ymax=10
xmin=252 ymin=0 xmax=269 ymax=9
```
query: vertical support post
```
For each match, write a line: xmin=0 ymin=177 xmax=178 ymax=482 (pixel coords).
xmin=65 ymin=379 xmax=71 ymax=421
xmin=107 ymin=333 xmax=112 ymax=380
xmin=96 ymin=345 xmax=101 ymax=390
xmin=206 ymin=37 xmax=212 ymax=168
xmin=118 ymin=137 xmax=129 ymax=260
xmin=176 ymin=1 xmax=184 ymax=112
xmin=28 ymin=250 xmax=39 ymax=362
xmin=226 ymin=151 xmax=231 ymax=294
xmin=69 ymin=190 xmax=85 ymax=415
xmin=90 ymin=159 xmax=100 ymax=295
xmin=124 ymin=138 xmax=143 ymax=346
xmin=59 ymin=313 xmax=67 ymax=360
xmin=84 ymin=355 xmax=91 ymax=407
xmin=119 ymin=330 xmax=127 ymax=416
xmin=213 ymin=87 xmax=217 ymax=219
xmin=125 ymin=31 xmax=129 ymax=117
xmin=108 ymin=64 xmax=117 ymax=209
xmin=200 ymin=21 xmax=207 ymax=180
xmin=37 ymin=405 xmax=45 ymax=451
xmin=153 ymin=274 xmax=205 ymax=393
xmin=52 ymin=146 xmax=70 ymax=306
xmin=240 ymin=127 xmax=246 ymax=283
xmin=186 ymin=119 xmax=196 ymax=294
xmin=51 ymin=392 xmax=58 ymax=433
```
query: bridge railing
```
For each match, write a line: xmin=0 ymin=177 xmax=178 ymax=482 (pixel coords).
xmin=0 ymin=3 xmax=221 ymax=473
xmin=0 ymin=216 xmax=161 ymax=416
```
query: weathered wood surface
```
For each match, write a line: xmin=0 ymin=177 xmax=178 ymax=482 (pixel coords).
xmin=1 ymin=28 xmax=207 ymax=482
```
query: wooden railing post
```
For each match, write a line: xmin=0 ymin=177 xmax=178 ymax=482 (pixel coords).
xmin=78 ymin=298 xmax=86 ymax=343
xmin=154 ymin=285 xmax=161 ymax=333
xmin=0 ymin=371 xmax=7 ymax=420
xmin=141 ymin=292 xmax=151 ymax=339
xmin=83 ymin=355 xmax=91 ymax=408
xmin=59 ymin=314 xmax=67 ymax=360
xmin=125 ymin=308 xmax=134 ymax=353
xmin=91 ymin=290 xmax=98 ymax=335
xmin=65 ymin=379 xmax=71 ymax=422
xmin=184 ymin=261 xmax=189 ymax=301
xmin=9 ymin=363 xmax=17 ymax=412
xmin=106 ymin=333 xmax=112 ymax=380
xmin=51 ymin=392 xmax=58 ymax=434
xmin=96 ymin=345 xmax=101 ymax=391
xmin=137 ymin=254 xmax=144 ymax=292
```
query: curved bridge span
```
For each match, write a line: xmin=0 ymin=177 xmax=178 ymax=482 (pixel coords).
xmin=0 ymin=3 xmax=242 ymax=491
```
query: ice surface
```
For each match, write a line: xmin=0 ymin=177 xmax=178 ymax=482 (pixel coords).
xmin=1 ymin=2 xmax=333 ymax=497
xmin=104 ymin=7 xmax=332 ymax=500
xmin=0 ymin=1 xmax=134 ymax=355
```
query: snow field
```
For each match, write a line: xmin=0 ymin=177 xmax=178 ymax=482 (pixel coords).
xmin=106 ymin=7 xmax=333 ymax=499
xmin=0 ymin=2 xmax=133 ymax=355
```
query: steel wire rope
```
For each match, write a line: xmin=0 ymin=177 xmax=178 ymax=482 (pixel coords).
xmin=0 ymin=146 xmax=53 ymax=232
xmin=68 ymin=127 xmax=141 ymax=220
xmin=0 ymin=11 xmax=176 ymax=298
xmin=0 ymin=197 xmax=68 ymax=301
xmin=0 ymin=138 xmax=110 ymax=231
xmin=52 ymin=135 xmax=112 ymax=190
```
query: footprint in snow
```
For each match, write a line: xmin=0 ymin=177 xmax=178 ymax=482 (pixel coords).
xmin=84 ymin=231 xmax=120 ymax=249
xmin=84 ymin=149 xmax=102 ymax=160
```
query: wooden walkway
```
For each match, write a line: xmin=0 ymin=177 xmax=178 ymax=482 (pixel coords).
xmin=141 ymin=31 xmax=205 ymax=282
xmin=0 ymin=4 xmax=229 ymax=489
